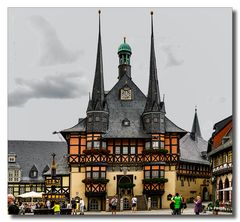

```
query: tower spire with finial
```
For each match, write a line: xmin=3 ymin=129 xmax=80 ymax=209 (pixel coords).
xmin=143 ymin=12 xmax=165 ymax=134
xmin=144 ymin=11 xmax=161 ymax=112
xmin=190 ymin=106 xmax=202 ymax=140
xmin=90 ymin=9 xmax=105 ymax=111
xmin=86 ymin=10 xmax=109 ymax=133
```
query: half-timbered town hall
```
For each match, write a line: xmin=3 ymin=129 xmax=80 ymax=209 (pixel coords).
xmin=59 ymin=11 xmax=211 ymax=210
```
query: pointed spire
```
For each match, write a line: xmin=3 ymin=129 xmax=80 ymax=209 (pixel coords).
xmin=51 ymin=153 xmax=56 ymax=177
xmin=91 ymin=10 xmax=105 ymax=111
xmin=144 ymin=11 xmax=161 ymax=112
xmin=190 ymin=106 xmax=202 ymax=140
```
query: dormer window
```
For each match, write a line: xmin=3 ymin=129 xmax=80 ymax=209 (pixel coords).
xmin=8 ymin=153 xmax=16 ymax=163
xmin=222 ymin=136 xmax=230 ymax=144
xmin=42 ymin=165 xmax=50 ymax=175
xmin=122 ymin=118 xmax=130 ymax=127
xmin=29 ymin=165 xmax=38 ymax=178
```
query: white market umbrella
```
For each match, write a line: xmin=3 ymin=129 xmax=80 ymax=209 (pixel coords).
xmin=18 ymin=191 xmax=43 ymax=203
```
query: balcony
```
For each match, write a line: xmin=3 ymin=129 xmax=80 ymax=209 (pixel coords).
xmin=68 ymin=153 xmax=180 ymax=165
xmin=143 ymin=183 xmax=165 ymax=195
xmin=85 ymin=183 xmax=107 ymax=197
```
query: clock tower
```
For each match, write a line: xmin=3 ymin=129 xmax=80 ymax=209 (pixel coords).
xmin=118 ymin=37 xmax=132 ymax=79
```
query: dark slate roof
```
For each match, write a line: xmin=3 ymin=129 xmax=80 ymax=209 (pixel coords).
xmin=212 ymin=115 xmax=232 ymax=137
xmin=180 ymin=133 xmax=210 ymax=165
xmin=44 ymin=156 xmax=69 ymax=176
xmin=208 ymin=128 xmax=232 ymax=157
xmin=164 ymin=117 xmax=187 ymax=135
xmin=61 ymin=74 xmax=186 ymax=138
xmin=103 ymin=74 xmax=150 ymax=138
xmin=61 ymin=118 xmax=86 ymax=134
xmin=8 ymin=140 xmax=67 ymax=182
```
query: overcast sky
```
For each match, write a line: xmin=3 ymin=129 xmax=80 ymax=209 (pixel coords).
xmin=8 ymin=7 xmax=232 ymax=142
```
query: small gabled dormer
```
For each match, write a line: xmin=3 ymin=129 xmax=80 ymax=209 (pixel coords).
xmin=8 ymin=153 xmax=17 ymax=163
xmin=42 ymin=165 xmax=50 ymax=175
xmin=29 ymin=165 xmax=38 ymax=178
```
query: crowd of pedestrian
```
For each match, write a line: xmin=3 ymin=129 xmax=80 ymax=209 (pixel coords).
xmin=7 ymin=194 xmax=85 ymax=215
xmin=8 ymin=192 xmax=204 ymax=215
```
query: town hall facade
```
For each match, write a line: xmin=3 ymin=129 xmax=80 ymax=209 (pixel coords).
xmin=58 ymin=11 xmax=211 ymax=210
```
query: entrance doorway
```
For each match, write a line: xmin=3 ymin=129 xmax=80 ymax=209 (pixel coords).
xmin=202 ymin=187 xmax=209 ymax=201
xmin=117 ymin=175 xmax=134 ymax=196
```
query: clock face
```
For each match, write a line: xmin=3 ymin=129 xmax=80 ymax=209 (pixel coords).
xmin=120 ymin=87 xmax=132 ymax=100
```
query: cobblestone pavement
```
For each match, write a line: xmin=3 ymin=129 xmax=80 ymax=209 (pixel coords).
xmin=82 ymin=203 xmax=233 ymax=216
xmin=24 ymin=203 xmax=233 ymax=216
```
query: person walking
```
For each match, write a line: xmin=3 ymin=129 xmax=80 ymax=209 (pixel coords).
xmin=181 ymin=197 xmax=187 ymax=213
xmin=52 ymin=201 xmax=61 ymax=215
xmin=131 ymin=196 xmax=137 ymax=212
xmin=79 ymin=198 xmax=85 ymax=215
xmin=111 ymin=196 xmax=118 ymax=215
xmin=194 ymin=196 xmax=202 ymax=215
xmin=46 ymin=200 xmax=51 ymax=209
xmin=71 ymin=198 xmax=77 ymax=215
xmin=8 ymin=194 xmax=19 ymax=215
xmin=171 ymin=193 xmax=182 ymax=215
xmin=66 ymin=201 xmax=71 ymax=209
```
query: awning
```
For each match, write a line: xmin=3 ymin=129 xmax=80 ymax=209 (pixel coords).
xmin=217 ymin=187 xmax=232 ymax=192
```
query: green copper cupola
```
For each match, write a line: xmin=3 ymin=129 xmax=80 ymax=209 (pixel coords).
xmin=118 ymin=37 xmax=132 ymax=79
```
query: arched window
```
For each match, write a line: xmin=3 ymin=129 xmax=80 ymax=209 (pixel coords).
xmin=224 ymin=177 xmax=230 ymax=202
xmin=218 ymin=180 xmax=223 ymax=201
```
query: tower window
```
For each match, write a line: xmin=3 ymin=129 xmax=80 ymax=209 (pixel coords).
xmin=102 ymin=117 xmax=107 ymax=122
xmin=123 ymin=146 xmax=128 ymax=154
xmin=153 ymin=118 xmax=158 ymax=123
xmin=152 ymin=141 xmax=159 ymax=149
xmin=95 ymin=116 xmax=100 ymax=121
xmin=88 ymin=117 xmax=92 ymax=122
xmin=130 ymin=147 xmax=136 ymax=154
xmin=115 ymin=146 xmax=121 ymax=154
xmin=145 ymin=118 xmax=150 ymax=123
xmin=93 ymin=141 xmax=100 ymax=149
xmin=145 ymin=142 xmax=151 ymax=150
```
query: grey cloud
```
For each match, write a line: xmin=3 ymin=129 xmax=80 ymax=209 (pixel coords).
xmin=29 ymin=15 xmax=83 ymax=66
xmin=161 ymin=45 xmax=184 ymax=68
xmin=8 ymin=72 xmax=89 ymax=107
xmin=219 ymin=97 xmax=227 ymax=103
